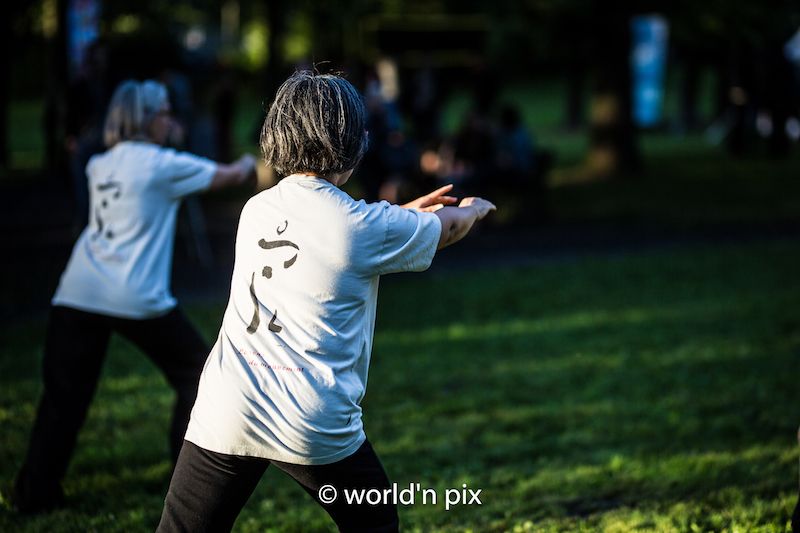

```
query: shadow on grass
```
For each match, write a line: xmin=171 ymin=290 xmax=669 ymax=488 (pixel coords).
xmin=0 ymin=241 xmax=798 ymax=531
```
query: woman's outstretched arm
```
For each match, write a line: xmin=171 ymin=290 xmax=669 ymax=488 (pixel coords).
xmin=434 ymin=197 xmax=496 ymax=250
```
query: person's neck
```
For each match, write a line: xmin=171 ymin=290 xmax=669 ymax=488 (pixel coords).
xmin=292 ymin=172 xmax=347 ymax=187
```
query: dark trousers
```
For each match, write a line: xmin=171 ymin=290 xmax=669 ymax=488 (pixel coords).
xmin=14 ymin=305 xmax=209 ymax=511
xmin=157 ymin=439 xmax=400 ymax=533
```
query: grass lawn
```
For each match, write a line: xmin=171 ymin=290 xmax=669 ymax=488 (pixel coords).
xmin=1 ymin=239 xmax=798 ymax=532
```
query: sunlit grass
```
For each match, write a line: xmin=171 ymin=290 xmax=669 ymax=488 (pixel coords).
xmin=0 ymin=240 xmax=797 ymax=531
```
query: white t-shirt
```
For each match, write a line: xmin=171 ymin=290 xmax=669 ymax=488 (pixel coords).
xmin=52 ymin=141 xmax=217 ymax=319
xmin=185 ymin=175 xmax=442 ymax=464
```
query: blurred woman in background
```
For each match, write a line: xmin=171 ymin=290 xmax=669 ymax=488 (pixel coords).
xmin=12 ymin=79 xmax=257 ymax=514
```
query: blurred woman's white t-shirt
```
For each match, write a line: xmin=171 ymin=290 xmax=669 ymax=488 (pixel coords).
xmin=52 ymin=141 xmax=216 ymax=319
xmin=185 ymin=175 xmax=441 ymax=465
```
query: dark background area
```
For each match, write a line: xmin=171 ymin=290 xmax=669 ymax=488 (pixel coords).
xmin=2 ymin=0 xmax=799 ymax=320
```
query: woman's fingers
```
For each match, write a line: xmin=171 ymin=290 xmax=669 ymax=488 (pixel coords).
xmin=427 ymin=184 xmax=454 ymax=198
xmin=423 ymin=184 xmax=457 ymax=207
xmin=405 ymin=185 xmax=458 ymax=210
xmin=424 ymin=185 xmax=455 ymax=199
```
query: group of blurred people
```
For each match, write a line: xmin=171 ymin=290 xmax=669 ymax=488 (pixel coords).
xmin=355 ymin=58 xmax=550 ymax=223
xmin=61 ymin=45 xmax=549 ymax=233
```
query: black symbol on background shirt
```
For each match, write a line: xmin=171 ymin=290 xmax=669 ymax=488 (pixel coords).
xmin=92 ymin=180 xmax=122 ymax=240
xmin=247 ymin=220 xmax=299 ymax=335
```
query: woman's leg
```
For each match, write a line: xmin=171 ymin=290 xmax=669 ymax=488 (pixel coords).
xmin=157 ymin=440 xmax=268 ymax=533
xmin=14 ymin=306 xmax=112 ymax=513
xmin=270 ymin=439 xmax=400 ymax=533
xmin=114 ymin=307 xmax=209 ymax=463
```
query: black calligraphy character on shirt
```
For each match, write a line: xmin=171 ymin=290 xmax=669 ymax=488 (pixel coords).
xmin=91 ymin=180 xmax=122 ymax=240
xmin=247 ymin=220 xmax=299 ymax=335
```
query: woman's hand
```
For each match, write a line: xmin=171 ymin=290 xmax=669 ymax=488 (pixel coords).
xmin=401 ymin=184 xmax=458 ymax=212
xmin=458 ymin=197 xmax=497 ymax=220
xmin=434 ymin=196 xmax=496 ymax=249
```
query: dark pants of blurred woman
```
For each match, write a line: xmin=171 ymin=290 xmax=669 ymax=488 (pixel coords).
xmin=13 ymin=305 xmax=208 ymax=513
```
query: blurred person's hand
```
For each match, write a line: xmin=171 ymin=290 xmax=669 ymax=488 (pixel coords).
xmin=236 ymin=154 xmax=259 ymax=188
xmin=65 ymin=136 xmax=78 ymax=154
xmin=209 ymin=154 xmax=258 ymax=191
xmin=166 ymin=119 xmax=185 ymax=147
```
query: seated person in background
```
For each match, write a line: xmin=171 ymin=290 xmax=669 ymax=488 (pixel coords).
xmin=494 ymin=104 xmax=552 ymax=223
xmin=496 ymin=104 xmax=535 ymax=180
xmin=451 ymin=110 xmax=496 ymax=196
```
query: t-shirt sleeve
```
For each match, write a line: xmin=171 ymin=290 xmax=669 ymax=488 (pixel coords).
xmin=373 ymin=203 xmax=442 ymax=275
xmin=161 ymin=149 xmax=217 ymax=199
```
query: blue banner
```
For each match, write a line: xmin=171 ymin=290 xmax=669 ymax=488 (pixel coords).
xmin=631 ymin=15 xmax=669 ymax=128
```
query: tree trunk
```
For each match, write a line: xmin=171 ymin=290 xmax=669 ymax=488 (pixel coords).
xmin=44 ymin=0 xmax=70 ymax=178
xmin=311 ymin=5 xmax=344 ymax=68
xmin=679 ymin=55 xmax=700 ymax=132
xmin=586 ymin=5 xmax=640 ymax=178
xmin=564 ymin=56 xmax=586 ymax=131
xmin=765 ymin=40 xmax=792 ymax=157
xmin=0 ymin=5 xmax=10 ymax=169
xmin=263 ymin=0 xmax=286 ymax=102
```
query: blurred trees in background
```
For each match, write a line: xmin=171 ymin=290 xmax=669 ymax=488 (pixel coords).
xmin=3 ymin=0 xmax=800 ymax=177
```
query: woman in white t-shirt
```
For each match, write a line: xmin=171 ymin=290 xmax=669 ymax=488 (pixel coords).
xmin=156 ymin=71 xmax=496 ymax=532
xmin=12 ymin=80 xmax=257 ymax=514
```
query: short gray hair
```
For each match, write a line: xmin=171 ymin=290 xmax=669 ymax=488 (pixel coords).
xmin=260 ymin=71 xmax=368 ymax=178
xmin=103 ymin=79 xmax=169 ymax=147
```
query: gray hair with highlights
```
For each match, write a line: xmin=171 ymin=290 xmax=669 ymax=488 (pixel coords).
xmin=103 ymin=79 xmax=169 ymax=147
xmin=260 ymin=71 xmax=368 ymax=178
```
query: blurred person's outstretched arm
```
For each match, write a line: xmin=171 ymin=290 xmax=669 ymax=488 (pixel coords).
xmin=209 ymin=154 xmax=258 ymax=190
